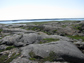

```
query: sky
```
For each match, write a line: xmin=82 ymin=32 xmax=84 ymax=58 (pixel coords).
xmin=0 ymin=0 xmax=84 ymax=20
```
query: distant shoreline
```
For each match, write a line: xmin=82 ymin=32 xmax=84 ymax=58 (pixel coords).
xmin=0 ymin=18 xmax=84 ymax=24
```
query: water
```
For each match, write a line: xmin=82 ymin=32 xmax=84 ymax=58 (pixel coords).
xmin=0 ymin=18 xmax=84 ymax=24
xmin=0 ymin=21 xmax=34 ymax=24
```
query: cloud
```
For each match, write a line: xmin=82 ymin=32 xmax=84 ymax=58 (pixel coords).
xmin=0 ymin=5 xmax=83 ymax=20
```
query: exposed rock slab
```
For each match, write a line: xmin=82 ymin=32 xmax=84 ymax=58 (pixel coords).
xmin=21 ymin=41 xmax=84 ymax=63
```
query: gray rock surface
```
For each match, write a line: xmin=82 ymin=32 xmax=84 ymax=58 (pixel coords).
xmin=0 ymin=33 xmax=42 ymax=46
xmin=1 ymin=34 xmax=21 ymax=45
xmin=2 ymin=28 xmax=28 ymax=33
xmin=40 ymin=34 xmax=71 ymax=41
xmin=74 ymin=41 xmax=84 ymax=49
xmin=0 ymin=45 xmax=7 ymax=50
xmin=19 ymin=33 xmax=41 ymax=45
xmin=44 ymin=61 xmax=68 ymax=63
xmin=21 ymin=41 xmax=84 ymax=63
xmin=14 ymin=42 xmax=24 ymax=47
xmin=10 ymin=58 xmax=38 ymax=63
xmin=10 ymin=58 xmax=68 ymax=63
xmin=1 ymin=21 xmax=84 ymax=63
xmin=0 ymin=33 xmax=72 ymax=46
xmin=5 ymin=24 xmax=27 ymax=28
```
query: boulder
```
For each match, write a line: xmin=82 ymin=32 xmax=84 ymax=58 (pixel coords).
xmin=0 ymin=33 xmax=42 ymax=46
xmin=20 ymin=33 xmax=41 ymax=45
xmin=1 ymin=34 xmax=21 ymax=45
xmin=21 ymin=41 xmax=84 ymax=63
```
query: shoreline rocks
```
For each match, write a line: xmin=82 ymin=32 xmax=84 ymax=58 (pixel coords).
xmin=0 ymin=21 xmax=84 ymax=63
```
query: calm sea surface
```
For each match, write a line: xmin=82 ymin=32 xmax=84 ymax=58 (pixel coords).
xmin=0 ymin=18 xmax=84 ymax=24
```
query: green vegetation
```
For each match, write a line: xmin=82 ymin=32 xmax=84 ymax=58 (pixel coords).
xmin=0 ymin=46 xmax=15 ymax=52
xmin=43 ymin=31 xmax=51 ymax=35
xmin=21 ymin=27 xmax=25 ymax=29
xmin=0 ymin=52 xmax=21 ymax=63
xmin=29 ymin=51 xmax=36 ymax=60
xmin=26 ymin=26 xmax=58 ymax=35
xmin=0 ymin=49 xmax=5 ymax=52
xmin=6 ymin=46 xmax=15 ymax=50
xmin=43 ymin=29 xmax=57 ymax=35
xmin=0 ymin=29 xmax=3 ymax=32
xmin=73 ymin=25 xmax=81 ymax=30
xmin=26 ymin=26 xmax=44 ymax=31
xmin=15 ymin=20 xmax=77 ymax=25
xmin=15 ymin=21 xmax=55 ymax=25
xmin=62 ymin=25 xmax=67 ymax=28
xmin=26 ymin=21 xmax=58 ymax=25
xmin=30 ymin=27 xmax=39 ymax=30
xmin=73 ymin=24 xmax=82 ymax=30
xmin=0 ymin=29 xmax=3 ymax=35
xmin=29 ymin=57 xmax=36 ymax=60
xmin=67 ymin=35 xmax=84 ymax=41
xmin=39 ymin=38 xmax=59 ymax=44
xmin=29 ymin=51 xmax=36 ymax=58
xmin=0 ymin=37 xmax=2 ymax=39
xmin=43 ymin=38 xmax=59 ymax=42
xmin=0 ymin=54 xmax=8 ymax=63
xmin=43 ymin=51 xmax=58 ymax=62
xmin=52 ymin=29 xmax=57 ymax=33
xmin=21 ymin=26 xmax=43 ymax=31
xmin=29 ymin=51 xmax=58 ymax=62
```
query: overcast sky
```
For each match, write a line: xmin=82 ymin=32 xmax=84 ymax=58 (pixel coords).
xmin=0 ymin=0 xmax=84 ymax=20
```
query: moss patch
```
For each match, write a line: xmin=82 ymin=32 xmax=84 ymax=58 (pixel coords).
xmin=43 ymin=51 xmax=58 ymax=62
xmin=0 ymin=46 xmax=16 ymax=52
xmin=67 ymin=35 xmax=84 ymax=42
xmin=43 ymin=31 xmax=51 ymax=35
xmin=0 ymin=53 xmax=8 ymax=63
xmin=21 ymin=27 xmax=25 ymax=29
xmin=73 ymin=24 xmax=82 ymax=30
xmin=52 ymin=30 xmax=57 ymax=33
xmin=29 ymin=51 xmax=36 ymax=58
xmin=28 ymin=21 xmax=55 ymax=25
xmin=62 ymin=25 xmax=67 ymax=28
xmin=6 ymin=46 xmax=15 ymax=50
xmin=0 ymin=49 xmax=5 ymax=52
xmin=0 ymin=52 xmax=21 ymax=63
xmin=0 ymin=29 xmax=3 ymax=32
xmin=29 ymin=51 xmax=58 ymax=62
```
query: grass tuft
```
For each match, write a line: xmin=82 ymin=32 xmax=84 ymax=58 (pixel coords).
xmin=67 ymin=35 xmax=84 ymax=42
xmin=43 ymin=51 xmax=58 ymax=62
xmin=62 ymin=25 xmax=67 ymax=28
xmin=6 ymin=46 xmax=15 ymax=50
xmin=0 ymin=52 xmax=21 ymax=63
xmin=29 ymin=51 xmax=58 ymax=62
xmin=0 ymin=29 xmax=3 ymax=32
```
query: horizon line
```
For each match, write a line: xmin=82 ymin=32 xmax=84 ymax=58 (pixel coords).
xmin=0 ymin=18 xmax=84 ymax=21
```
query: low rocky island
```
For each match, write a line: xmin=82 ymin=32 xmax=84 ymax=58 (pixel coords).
xmin=0 ymin=21 xmax=84 ymax=63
